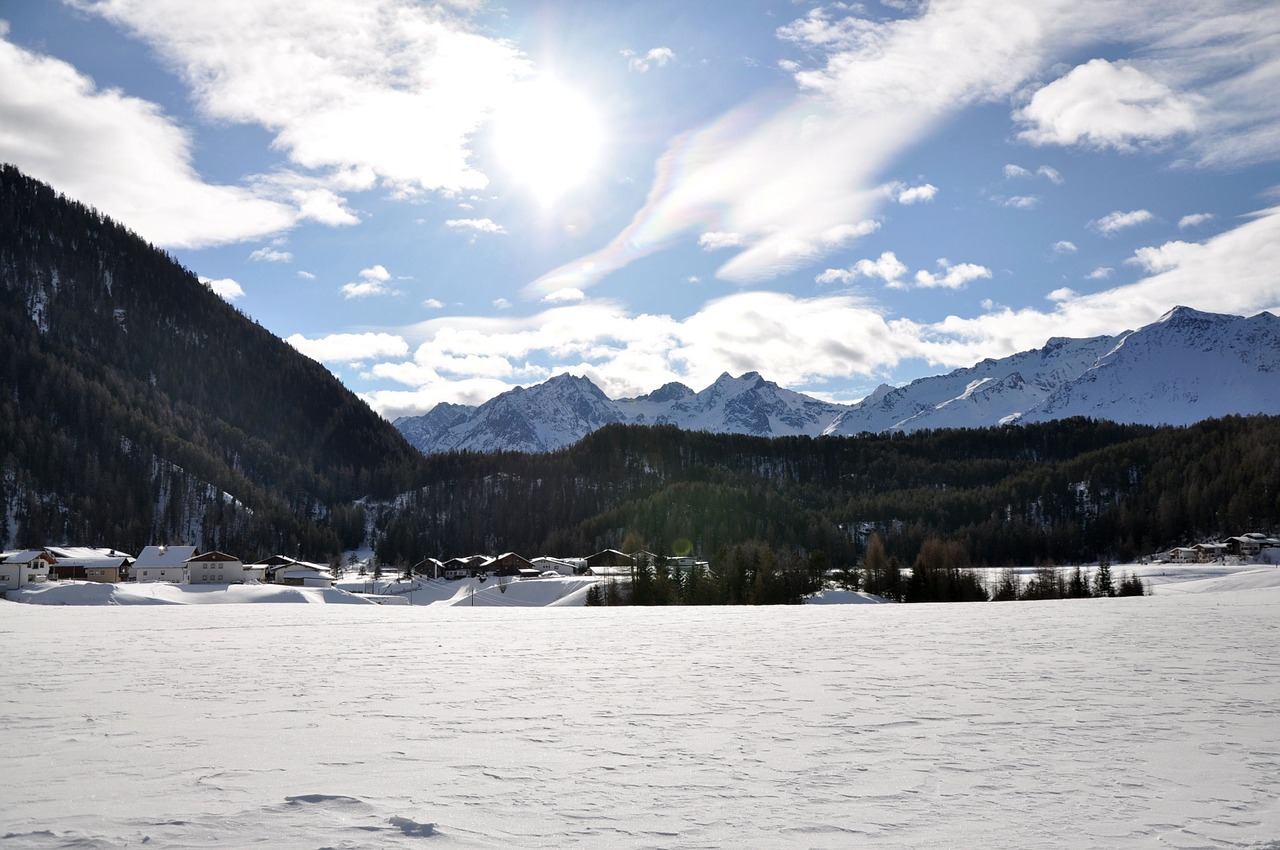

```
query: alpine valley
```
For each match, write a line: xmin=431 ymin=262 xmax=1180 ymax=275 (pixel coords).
xmin=394 ymin=307 xmax=1280 ymax=455
xmin=5 ymin=164 xmax=1280 ymax=574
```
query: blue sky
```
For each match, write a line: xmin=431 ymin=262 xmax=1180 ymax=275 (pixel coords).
xmin=3 ymin=1 xmax=1279 ymax=419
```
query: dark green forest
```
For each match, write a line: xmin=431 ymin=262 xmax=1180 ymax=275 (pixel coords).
xmin=369 ymin=416 xmax=1280 ymax=573
xmin=0 ymin=164 xmax=427 ymax=556
xmin=3 ymin=164 xmax=1278 ymax=590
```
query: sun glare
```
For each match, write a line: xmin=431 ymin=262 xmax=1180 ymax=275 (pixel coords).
xmin=491 ymin=78 xmax=604 ymax=207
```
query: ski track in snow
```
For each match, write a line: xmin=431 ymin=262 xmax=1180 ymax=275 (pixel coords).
xmin=2 ymin=594 xmax=1279 ymax=849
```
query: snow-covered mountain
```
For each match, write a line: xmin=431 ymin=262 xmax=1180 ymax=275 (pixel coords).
xmin=393 ymin=307 xmax=1280 ymax=454
xmin=1020 ymin=307 xmax=1280 ymax=426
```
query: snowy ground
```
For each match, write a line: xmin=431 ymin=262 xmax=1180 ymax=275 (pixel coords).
xmin=3 ymin=577 xmax=1279 ymax=849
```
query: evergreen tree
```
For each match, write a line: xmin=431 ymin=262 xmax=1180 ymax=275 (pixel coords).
xmin=1094 ymin=561 xmax=1114 ymax=597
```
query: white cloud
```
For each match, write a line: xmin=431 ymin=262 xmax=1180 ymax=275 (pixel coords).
xmin=80 ymin=0 xmax=530 ymax=197
xmin=422 ymin=298 xmax=445 ymax=309
xmin=1003 ymin=196 xmax=1039 ymax=210
xmin=249 ymin=246 xmax=293 ymax=263
xmin=530 ymin=2 xmax=1150 ymax=296
xmin=341 ymin=264 xmax=397 ymax=298
xmin=285 ymin=331 xmax=408 ymax=363
xmin=894 ymin=182 xmax=938 ymax=204
xmin=297 ymin=270 xmax=317 ymax=280
xmin=816 ymin=251 xmax=908 ymax=287
xmin=199 ymin=276 xmax=245 ymax=300
xmin=913 ymin=259 xmax=992 ymax=290
xmin=1179 ymin=212 xmax=1215 ymax=229
xmin=250 ymin=170 xmax=366 ymax=227
xmin=0 ymin=29 xmax=295 ymax=248
xmin=1128 ymin=240 xmax=1199 ymax=273
xmin=1136 ymin=8 xmax=1280 ymax=169
xmin=1052 ymin=240 xmax=1078 ymax=254
xmin=1016 ymin=59 xmax=1200 ymax=151
xmin=542 ymin=288 xmax=586 ymax=304
xmin=624 ymin=47 xmax=676 ymax=73
xmin=698 ymin=232 xmax=747 ymax=251
xmin=373 ymin=293 xmax=906 ymax=416
xmin=1037 ymin=165 xmax=1064 ymax=184
xmin=371 ymin=207 xmax=1280 ymax=417
xmin=446 ymin=218 xmax=507 ymax=234
xmin=1091 ymin=209 xmax=1154 ymax=235
xmin=493 ymin=297 xmax=512 ymax=309
xmin=1086 ymin=267 xmax=1114 ymax=280
xmin=363 ymin=378 xmax=522 ymax=419
xmin=1004 ymin=164 xmax=1064 ymax=184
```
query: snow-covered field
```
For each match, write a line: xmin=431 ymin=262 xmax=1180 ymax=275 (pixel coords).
xmin=3 ymin=573 xmax=1279 ymax=849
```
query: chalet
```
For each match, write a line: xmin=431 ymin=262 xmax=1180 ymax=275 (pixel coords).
xmin=277 ymin=566 xmax=333 ymax=587
xmin=585 ymin=549 xmax=634 ymax=569
xmin=488 ymin=552 xmax=535 ymax=577
xmin=1193 ymin=542 xmax=1229 ymax=563
xmin=259 ymin=557 xmax=335 ymax=587
xmin=443 ymin=555 xmax=492 ymax=578
xmin=132 ymin=545 xmax=197 ymax=583
xmin=586 ymin=564 xmax=633 ymax=578
xmin=665 ymin=556 xmax=710 ymax=574
xmin=630 ymin=550 xmax=659 ymax=567
xmin=0 ymin=550 xmax=54 ymax=591
xmin=1223 ymin=533 xmax=1280 ymax=559
xmin=531 ymin=556 xmax=583 ymax=576
xmin=412 ymin=557 xmax=445 ymax=578
xmin=45 ymin=547 xmax=132 ymax=582
xmin=186 ymin=550 xmax=246 ymax=584
xmin=1167 ymin=547 xmax=1200 ymax=564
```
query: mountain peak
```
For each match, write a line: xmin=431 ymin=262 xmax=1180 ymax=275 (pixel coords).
xmin=393 ymin=307 xmax=1280 ymax=454
xmin=1156 ymin=305 xmax=1227 ymax=325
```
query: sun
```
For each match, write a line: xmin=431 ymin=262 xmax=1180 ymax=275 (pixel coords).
xmin=491 ymin=77 xmax=604 ymax=207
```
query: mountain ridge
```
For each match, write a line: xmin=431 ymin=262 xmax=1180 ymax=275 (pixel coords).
xmin=394 ymin=306 xmax=1280 ymax=455
xmin=0 ymin=164 xmax=424 ymax=554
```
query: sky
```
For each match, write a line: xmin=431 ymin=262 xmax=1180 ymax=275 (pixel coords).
xmin=3 ymin=0 xmax=1280 ymax=419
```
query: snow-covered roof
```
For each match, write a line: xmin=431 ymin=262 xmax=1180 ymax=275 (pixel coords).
xmin=278 ymin=567 xmax=333 ymax=580
xmin=45 ymin=546 xmax=133 ymax=563
xmin=135 ymin=545 xmax=198 ymax=568
xmin=278 ymin=564 xmax=332 ymax=577
xmin=2 ymin=550 xmax=52 ymax=564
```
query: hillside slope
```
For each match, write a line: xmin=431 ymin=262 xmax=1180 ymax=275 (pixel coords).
xmin=0 ymin=164 xmax=425 ymax=555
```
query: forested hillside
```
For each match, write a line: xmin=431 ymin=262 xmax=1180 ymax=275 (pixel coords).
xmin=0 ymin=165 xmax=426 ymax=556
xmin=370 ymin=416 xmax=1280 ymax=570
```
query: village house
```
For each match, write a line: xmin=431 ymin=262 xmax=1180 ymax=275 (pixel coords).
xmin=45 ymin=547 xmax=133 ymax=582
xmin=530 ymin=556 xmax=583 ymax=576
xmin=1223 ymin=533 xmax=1280 ymax=559
xmin=185 ymin=550 xmax=246 ymax=584
xmin=132 ymin=545 xmax=198 ymax=582
xmin=441 ymin=555 xmax=492 ymax=578
xmin=585 ymin=549 xmax=634 ymax=569
xmin=488 ymin=552 xmax=536 ymax=577
xmin=412 ymin=557 xmax=445 ymax=578
xmin=254 ymin=555 xmax=334 ymax=587
xmin=1193 ymin=542 xmax=1229 ymax=563
xmin=0 ymin=550 xmax=54 ymax=591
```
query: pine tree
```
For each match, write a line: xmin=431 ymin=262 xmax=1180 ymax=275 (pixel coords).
xmin=1094 ymin=561 xmax=1114 ymax=597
